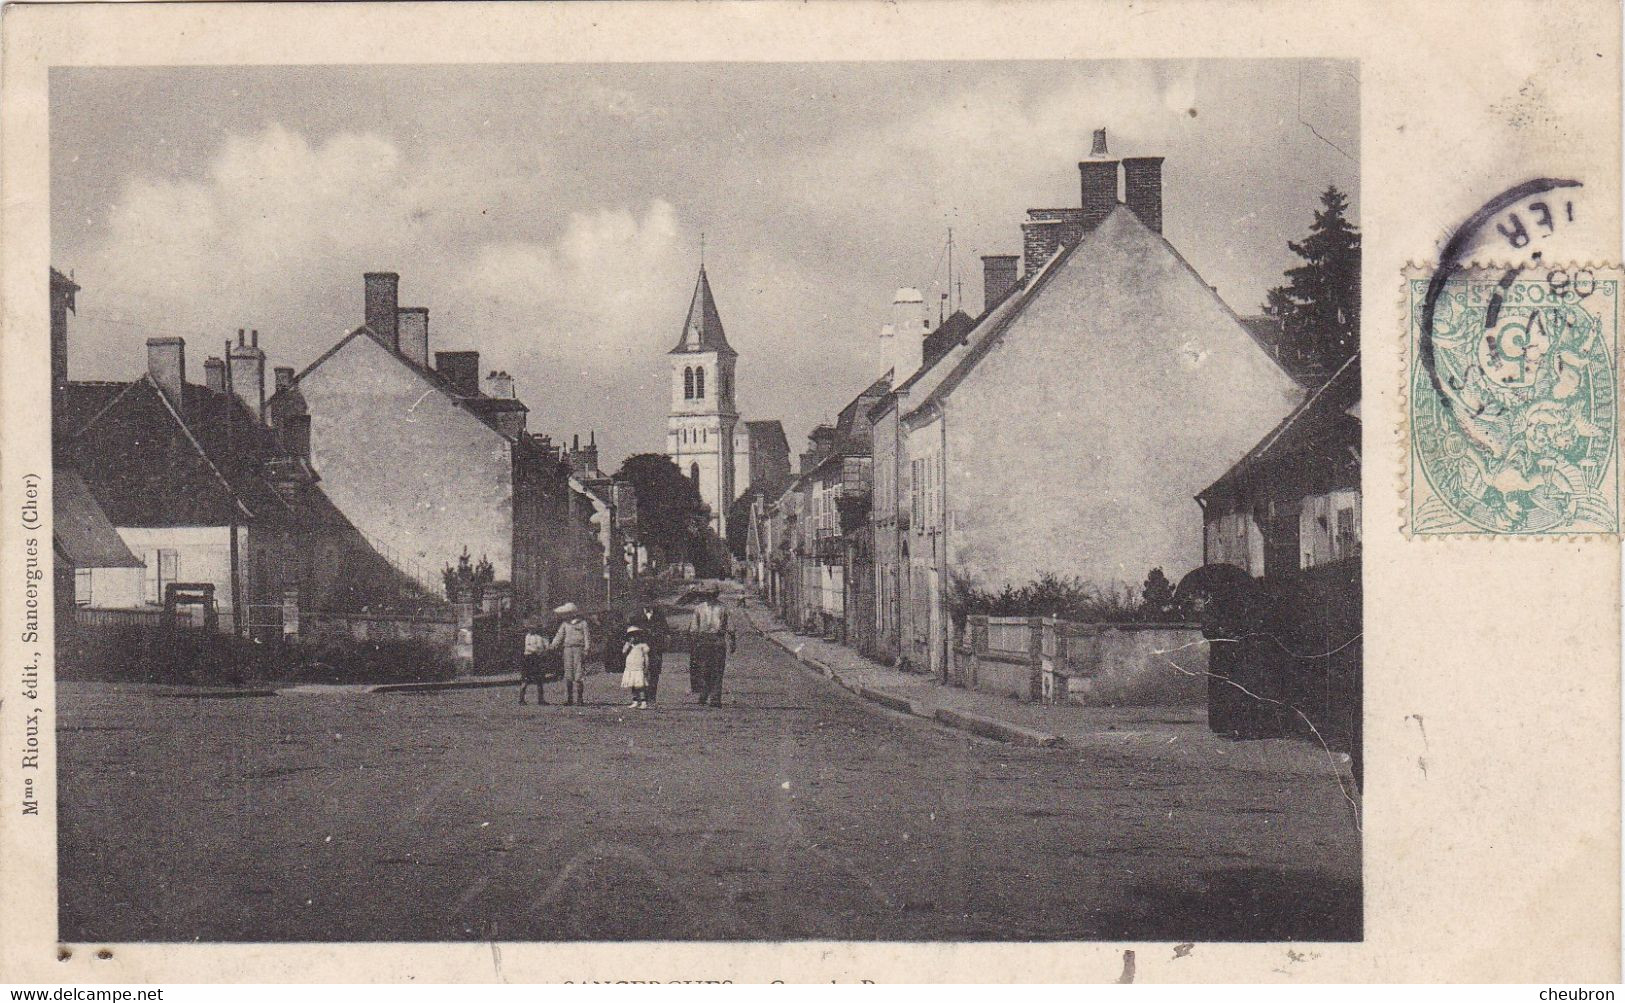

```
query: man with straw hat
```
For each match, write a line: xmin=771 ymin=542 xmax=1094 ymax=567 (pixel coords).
xmin=548 ymin=602 xmax=591 ymax=706
xmin=686 ymin=586 xmax=735 ymax=708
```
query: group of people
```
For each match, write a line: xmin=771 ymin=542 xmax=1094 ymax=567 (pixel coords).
xmin=517 ymin=587 xmax=736 ymax=710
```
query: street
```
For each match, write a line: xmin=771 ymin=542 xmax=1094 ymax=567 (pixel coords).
xmin=59 ymin=615 xmax=1360 ymax=942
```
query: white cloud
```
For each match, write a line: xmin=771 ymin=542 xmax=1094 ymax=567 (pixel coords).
xmin=71 ymin=125 xmax=693 ymax=450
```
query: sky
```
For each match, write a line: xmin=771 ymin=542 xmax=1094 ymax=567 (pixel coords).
xmin=51 ymin=60 xmax=1357 ymax=469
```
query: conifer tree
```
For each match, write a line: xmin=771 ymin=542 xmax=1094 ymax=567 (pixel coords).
xmin=1262 ymin=185 xmax=1361 ymax=374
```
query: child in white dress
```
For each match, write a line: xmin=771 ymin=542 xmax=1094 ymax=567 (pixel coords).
xmin=621 ymin=625 xmax=651 ymax=709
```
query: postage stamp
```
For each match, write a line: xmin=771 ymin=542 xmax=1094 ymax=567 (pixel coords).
xmin=1407 ymin=264 xmax=1621 ymax=536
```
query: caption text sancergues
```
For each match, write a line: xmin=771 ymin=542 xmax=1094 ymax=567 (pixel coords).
xmin=19 ymin=472 xmax=45 ymax=817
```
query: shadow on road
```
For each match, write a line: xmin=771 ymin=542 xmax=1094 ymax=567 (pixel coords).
xmin=1090 ymin=866 xmax=1361 ymax=942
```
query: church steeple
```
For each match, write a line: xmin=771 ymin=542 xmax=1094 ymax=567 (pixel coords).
xmin=665 ymin=258 xmax=743 ymax=539
xmin=669 ymin=265 xmax=735 ymax=356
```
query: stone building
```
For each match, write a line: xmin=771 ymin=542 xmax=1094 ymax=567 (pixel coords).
xmin=55 ymin=328 xmax=429 ymax=627
xmin=266 ymin=272 xmax=628 ymax=618
xmin=874 ymin=129 xmax=1304 ymax=676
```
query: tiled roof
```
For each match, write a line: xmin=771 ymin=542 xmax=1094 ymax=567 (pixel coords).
xmin=1199 ymin=353 xmax=1361 ymax=502
xmin=53 ymin=381 xmax=127 ymax=450
xmin=64 ymin=376 xmax=302 ymax=526
xmin=53 ymin=469 xmax=143 ymax=569
xmin=744 ymin=420 xmax=789 ymax=452
xmin=668 ymin=266 xmax=735 ymax=355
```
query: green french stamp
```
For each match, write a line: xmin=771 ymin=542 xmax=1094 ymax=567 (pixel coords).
xmin=1409 ymin=266 xmax=1620 ymax=536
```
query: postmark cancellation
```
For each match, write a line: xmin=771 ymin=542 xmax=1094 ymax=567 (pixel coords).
xmin=1406 ymin=264 xmax=1621 ymax=537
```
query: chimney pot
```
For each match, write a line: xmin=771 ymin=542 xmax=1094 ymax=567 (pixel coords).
xmin=1090 ymin=128 xmax=1109 ymax=158
xmin=250 ymin=329 xmax=258 ymax=348
xmin=482 ymin=369 xmax=515 ymax=400
xmin=228 ymin=328 xmax=267 ymax=420
xmin=364 ymin=272 xmax=401 ymax=350
xmin=274 ymin=366 xmax=295 ymax=393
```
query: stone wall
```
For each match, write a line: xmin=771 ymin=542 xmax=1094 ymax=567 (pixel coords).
xmin=963 ymin=615 xmax=1207 ymax=707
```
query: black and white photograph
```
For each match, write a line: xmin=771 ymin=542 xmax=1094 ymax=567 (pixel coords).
xmin=44 ymin=58 xmax=1366 ymax=946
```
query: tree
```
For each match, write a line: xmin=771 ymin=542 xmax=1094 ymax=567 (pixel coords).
xmin=1141 ymin=567 xmax=1175 ymax=619
xmin=1263 ymin=185 xmax=1361 ymax=374
xmin=613 ymin=453 xmax=709 ymax=569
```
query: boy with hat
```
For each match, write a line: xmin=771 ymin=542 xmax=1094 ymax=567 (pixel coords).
xmin=549 ymin=602 xmax=591 ymax=706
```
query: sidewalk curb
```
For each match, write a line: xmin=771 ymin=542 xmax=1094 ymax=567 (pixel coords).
xmin=153 ymin=687 xmax=278 ymax=700
xmin=365 ymin=676 xmax=519 ymax=695
xmin=752 ymin=609 xmax=1063 ymax=749
xmin=856 ymin=685 xmax=916 ymax=715
xmin=276 ymin=675 xmax=520 ymax=696
xmin=934 ymin=708 xmax=1063 ymax=748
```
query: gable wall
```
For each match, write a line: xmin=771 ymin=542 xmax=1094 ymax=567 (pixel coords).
xmin=942 ymin=209 xmax=1304 ymax=592
xmin=294 ymin=334 xmax=515 ymax=582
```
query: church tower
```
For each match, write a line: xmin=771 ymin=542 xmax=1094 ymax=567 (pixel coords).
xmin=666 ymin=264 xmax=740 ymax=538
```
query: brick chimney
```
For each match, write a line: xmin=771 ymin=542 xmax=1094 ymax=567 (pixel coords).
xmin=146 ymin=337 xmax=185 ymax=406
xmin=981 ymin=255 xmax=1019 ymax=311
xmin=1122 ymin=156 xmax=1165 ymax=234
xmin=364 ymin=272 xmax=399 ymax=349
xmin=228 ymin=328 xmax=266 ymax=420
xmin=1079 ymin=127 xmax=1120 ymax=224
xmin=435 ymin=350 xmax=480 ymax=397
xmin=274 ymin=366 xmax=295 ymax=393
xmin=397 ymin=307 xmax=429 ymax=367
xmin=1022 ymin=212 xmax=1087 ymax=279
xmin=50 ymin=268 xmax=79 ymax=387
xmin=204 ymin=356 xmax=227 ymax=393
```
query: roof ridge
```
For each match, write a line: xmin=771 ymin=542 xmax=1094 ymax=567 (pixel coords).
xmin=1247 ymin=351 xmax=1360 ymax=461
xmin=267 ymin=324 xmax=522 ymax=442
xmin=903 ymin=218 xmax=1087 ymax=422
xmin=140 ymin=375 xmax=256 ymax=520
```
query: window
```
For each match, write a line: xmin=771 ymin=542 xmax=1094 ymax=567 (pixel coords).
xmin=690 ymin=462 xmax=700 ymax=484
xmin=695 ymin=366 xmax=706 ymax=399
xmin=684 ymin=367 xmax=694 ymax=400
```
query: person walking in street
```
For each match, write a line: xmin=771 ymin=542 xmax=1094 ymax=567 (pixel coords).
xmin=518 ymin=618 xmax=549 ymax=706
xmin=687 ymin=587 xmax=736 ymax=708
xmin=621 ymin=625 xmax=651 ymax=709
xmin=628 ymin=603 xmax=668 ymax=703
xmin=549 ymin=602 xmax=591 ymax=706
